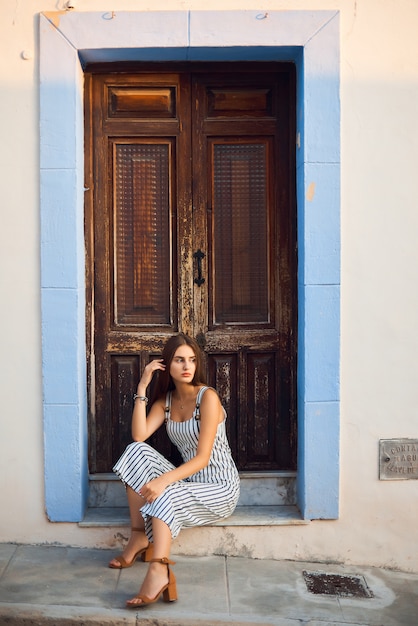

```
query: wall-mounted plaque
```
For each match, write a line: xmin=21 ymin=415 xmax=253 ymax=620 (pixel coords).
xmin=379 ymin=439 xmax=418 ymax=480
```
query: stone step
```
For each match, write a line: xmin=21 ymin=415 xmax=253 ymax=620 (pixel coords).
xmin=79 ymin=504 xmax=308 ymax=528
xmin=82 ymin=473 xmax=304 ymax=555
xmin=78 ymin=503 xmax=308 ymax=558
xmin=88 ymin=471 xmax=297 ymax=508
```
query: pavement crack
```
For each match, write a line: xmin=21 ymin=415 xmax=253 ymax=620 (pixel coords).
xmin=224 ymin=555 xmax=232 ymax=614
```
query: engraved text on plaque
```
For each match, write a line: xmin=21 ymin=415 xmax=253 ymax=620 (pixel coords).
xmin=379 ymin=439 xmax=418 ymax=480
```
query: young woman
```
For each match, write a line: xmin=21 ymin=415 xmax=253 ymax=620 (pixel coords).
xmin=109 ymin=333 xmax=240 ymax=608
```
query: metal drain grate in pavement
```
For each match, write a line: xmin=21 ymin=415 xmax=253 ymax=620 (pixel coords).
xmin=303 ymin=571 xmax=374 ymax=598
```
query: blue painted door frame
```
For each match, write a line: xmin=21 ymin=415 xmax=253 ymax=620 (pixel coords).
xmin=39 ymin=10 xmax=340 ymax=522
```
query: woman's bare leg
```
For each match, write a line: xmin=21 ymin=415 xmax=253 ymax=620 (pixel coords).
xmin=126 ymin=517 xmax=173 ymax=606
xmin=127 ymin=485 xmax=146 ymax=531
xmin=108 ymin=486 xmax=148 ymax=567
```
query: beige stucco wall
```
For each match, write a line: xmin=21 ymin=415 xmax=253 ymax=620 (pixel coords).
xmin=1 ymin=0 xmax=417 ymax=573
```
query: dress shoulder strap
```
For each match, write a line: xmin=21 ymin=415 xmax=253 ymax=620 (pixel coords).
xmin=164 ymin=391 xmax=172 ymax=423
xmin=195 ymin=385 xmax=212 ymax=420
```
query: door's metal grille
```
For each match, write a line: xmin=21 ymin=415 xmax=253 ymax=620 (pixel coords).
xmin=114 ymin=142 xmax=172 ymax=326
xmin=213 ymin=142 xmax=270 ymax=325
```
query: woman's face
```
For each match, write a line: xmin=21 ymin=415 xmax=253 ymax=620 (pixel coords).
xmin=169 ymin=344 xmax=197 ymax=385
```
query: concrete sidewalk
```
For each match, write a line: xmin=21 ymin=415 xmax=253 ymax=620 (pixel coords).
xmin=0 ymin=543 xmax=417 ymax=625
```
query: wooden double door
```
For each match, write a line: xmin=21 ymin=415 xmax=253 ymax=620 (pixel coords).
xmin=85 ymin=63 xmax=297 ymax=474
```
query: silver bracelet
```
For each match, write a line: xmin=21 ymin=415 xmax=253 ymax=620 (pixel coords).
xmin=133 ymin=394 xmax=148 ymax=404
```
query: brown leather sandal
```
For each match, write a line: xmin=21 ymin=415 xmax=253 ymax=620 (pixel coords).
xmin=108 ymin=528 xmax=153 ymax=569
xmin=126 ymin=557 xmax=177 ymax=607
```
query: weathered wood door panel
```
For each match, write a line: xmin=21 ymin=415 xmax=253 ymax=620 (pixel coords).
xmin=85 ymin=64 xmax=297 ymax=474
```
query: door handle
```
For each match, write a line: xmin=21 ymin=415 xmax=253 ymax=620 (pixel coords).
xmin=193 ymin=249 xmax=205 ymax=286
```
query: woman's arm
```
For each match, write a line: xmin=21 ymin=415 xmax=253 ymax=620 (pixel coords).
xmin=131 ymin=359 xmax=167 ymax=441
xmin=139 ymin=388 xmax=223 ymax=502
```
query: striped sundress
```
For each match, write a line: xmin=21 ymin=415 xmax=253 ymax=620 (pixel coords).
xmin=113 ymin=386 xmax=240 ymax=541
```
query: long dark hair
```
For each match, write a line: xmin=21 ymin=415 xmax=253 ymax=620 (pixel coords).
xmin=151 ymin=334 xmax=207 ymax=403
